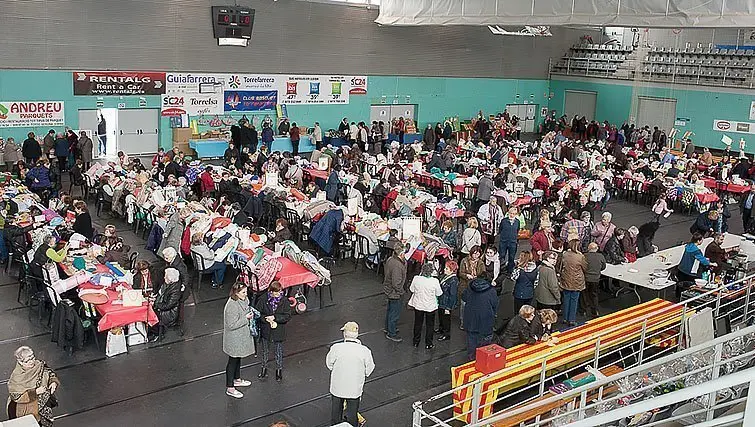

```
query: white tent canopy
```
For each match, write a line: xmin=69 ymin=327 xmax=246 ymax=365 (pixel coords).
xmin=376 ymin=0 xmax=755 ymax=28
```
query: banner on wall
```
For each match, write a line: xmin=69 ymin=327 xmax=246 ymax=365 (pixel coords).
xmin=224 ymin=91 xmax=277 ymax=111
xmin=281 ymin=75 xmax=348 ymax=104
xmin=348 ymin=76 xmax=367 ymax=95
xmin=0 ymin=101 xmax=65 ymax=128
xmin=749 ymin=101 xmax=755 ymax=120
xmin=161 ymin=93 xmax=223 ymax=117
xmin=713 ymin=119 xmax=755 ymax=135
xmin=165 ymin=72 xmax=358 ymax=105
xmin=73 ymin=71 xmax=166 ymax=95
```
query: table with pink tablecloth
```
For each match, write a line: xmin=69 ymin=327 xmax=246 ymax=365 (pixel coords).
xmin=304 ymin=168 xmax=329 ymax=181
xmin=78 ymin=283 xmax=159 ymax=332
xmin=411 ymin=246 xmax=451 ymax=264
xmin=702 ymin=177 xmax=717 ymax=189
xmin=236 ymin=249 xmax=319 ymax=289
xmin=726 ymin=183 xmax=751 ymax=194
xmin=696 ymin=192 xmax=720 ymax=204
xmin=513 ymin=195 xmax=533 ymax=207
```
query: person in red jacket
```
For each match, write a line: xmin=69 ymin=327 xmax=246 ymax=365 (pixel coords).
xmin=530 ymin=220 xmax=555 ymax=262
xmin=200 ymin=166 xmax=215 ymax=198
xmin=289 ymin=123 xmax=300 ymax=157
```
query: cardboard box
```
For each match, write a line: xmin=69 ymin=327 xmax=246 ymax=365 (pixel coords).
xmin=475 ymin=344 xmax=506 ymax=374
xmin=172 ymin=128 xmax=193 ymax=144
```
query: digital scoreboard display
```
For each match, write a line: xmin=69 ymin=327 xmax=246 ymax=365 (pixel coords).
xmin=212 ymin=6 xmax=255 ymax=39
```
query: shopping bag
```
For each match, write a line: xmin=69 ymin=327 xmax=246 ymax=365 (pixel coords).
xmin=126 ymin=322 xmax=147 ymax=346
xmin=105 ymin=327 xmax=128 ymax=357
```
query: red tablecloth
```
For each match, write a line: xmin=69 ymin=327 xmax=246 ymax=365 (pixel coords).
xmin=79 ymin=282 xmax=159 ymax=332
xmin=726 ymin=183 xmax=751 ymax=194
xmin=304 ymin=168 xmax=329 ymax=181
xmin=702 ymin=177 xmax=717 ymax=189
xmin=513 ymin=195 xmax=533 ymax=207
xmin=236 ymin=249 xmax=319 ymax=289
xmin=696 ymin=192 xmax=720 ymax=204
xmin=412 ymin=246 xmax=451 ymax=263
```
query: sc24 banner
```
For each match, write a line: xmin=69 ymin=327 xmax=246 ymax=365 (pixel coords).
xmin=224 ymin=91 xmax=277 ymax=111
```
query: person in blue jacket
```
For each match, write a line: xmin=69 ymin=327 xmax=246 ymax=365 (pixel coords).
xmin=676 ymin=233 xmax=716 ymax=297
xmin=324 ymin=164 xmax=341 ymax=203
xmin=53 ymin=133 xmax=70 ymax=174
xmin=498 ymin=206 xmax=521 ymax=274
xmin=462 ymin=277 xmax=499 ymax=360
xmin=437 ymin=260 xmax=459 ymax=342
xmin=261 ymin=123 xmax=274 ymax=151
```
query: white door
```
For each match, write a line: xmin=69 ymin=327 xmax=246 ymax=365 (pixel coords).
xmin=564 ymin=90 xmax=597 ymax=122
xmin=117 ymin=109 xmax=159 ymax=155
xmin=636 ymin=97 xmax=677 ymax=134
xmin=370 ymin=105 xmax=391 ymax=125
xmin=525 ymin=104 xmax=537 ymax=133
xmin=390 ymin=105 xmax=416 ymax=122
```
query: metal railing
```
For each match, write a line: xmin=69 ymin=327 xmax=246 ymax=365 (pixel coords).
xmin=411 ymin=271 xmax=755 ymax=426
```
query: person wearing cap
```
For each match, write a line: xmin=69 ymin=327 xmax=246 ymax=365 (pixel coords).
xmin=326 ymin=321 xmax=375 ymax=426
xmin=383 ymin=243 xmax=407 ymax=342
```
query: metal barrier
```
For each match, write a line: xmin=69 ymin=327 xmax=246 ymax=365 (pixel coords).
xmin=411 ymin=272 xmax=755 ymax=426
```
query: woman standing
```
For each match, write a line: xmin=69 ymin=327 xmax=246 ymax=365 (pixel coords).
xmin=437 ymin=261 xmax=459 ymax=342
xmin=458 ymin=246 xmax=485 ymax=329
xmin=591 ymin=212 xmax=616 ymax=252
xmin=408 ymin=263 xmax=443 ymax=349
xmin=459 ymin=217 xmax=482 ymax=256
xmin=7 ymin=346 xmax=60 ymax=426
xmin=512 ymin=251 xmax=538 ymax=313
xmin=289 ymin=123 xmax=300 ymax=157
xmin=223 ymin=282 xmax=255 ymax=399
xmin=255 ymin=281 xmax=292 ymax=382
xmin=530 ymin=220 xmax=554 ymax=262
xmin=560 ymin=240 xmax=588 ymax=326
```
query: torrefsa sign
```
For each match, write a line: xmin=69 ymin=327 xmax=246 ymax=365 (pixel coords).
xmin=0 ymin=101 xmax=65 ymax=128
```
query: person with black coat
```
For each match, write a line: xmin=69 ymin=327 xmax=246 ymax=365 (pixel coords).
xmin=500 ymin=305 xmax=537 ymax=348
xmin=72 ymin=202 xmax=93 ymax=240
xmin=742 ymin=187 xmax=755 ymax=233
xmin=603 ymin=228 xmax=626 ymax=265
xmin=149 ymin=267 xmax=183 ymax=342
xmin=21 ymin=132 xmax=41 ymax=165
xmin=255 ymin=281 xmax=292 ymax=381
xmin=241 ymin=123 xmax=258 ymax=153
xmin=223 ymin=143 xmax=240 ymax=168
xmin=163 ymin=158 xmax=181 ymax=185
xmin=637 ymin=220 xmax=660 ymax=257
xmin=462 ymin=278 xmax=499 ymax=360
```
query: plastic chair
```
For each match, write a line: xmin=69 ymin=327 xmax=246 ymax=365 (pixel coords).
xmin=190 ymin=250 xmax=214 ymax=291
xmin=354 ymin=234 xmax=380 ymax=274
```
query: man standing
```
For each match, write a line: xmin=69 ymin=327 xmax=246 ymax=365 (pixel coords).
xmin=326 ymin=322 xmax=375 ymax=427
xmin=313 ymin=122 xmax=323 ymax=150
xmin=21 ymin=132 xmax=41 ymax=165
xmin=43 ymin=129 xmax=55 ymax=155
xmin=97 ymin=113 xmax=107 ymax=155
xmin=383 ymin=243 xmax=406 ymax=343
xmin=741 ymin=187 xmax=755 ymax=233
xmin=498 ymin=206 xmax=521 ymax=273
xmin=475 ymin=171 xmax=494 ymax=212
xmin=79 ymin=131 xmax=93 ymax=171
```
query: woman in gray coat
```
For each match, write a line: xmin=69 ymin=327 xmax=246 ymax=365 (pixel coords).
xmin=79 ymin=132 xmax=93 ymax=170
xmin=158 ymin=210 xmax=183 ymax=256
xmin=534 ymin=251 xmax=561 ymax=310
xmin=223 ymin=282 xmax=255 ymax=399
xmin=3 ymin=138 xmax=20 ymax=171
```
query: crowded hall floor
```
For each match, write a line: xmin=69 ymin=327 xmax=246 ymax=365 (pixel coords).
xmin=0 ymin=110 xmax=753 ymax=427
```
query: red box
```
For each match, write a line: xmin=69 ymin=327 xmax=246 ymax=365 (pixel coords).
xmin=475 ymin=344 xmax=507 ymax=374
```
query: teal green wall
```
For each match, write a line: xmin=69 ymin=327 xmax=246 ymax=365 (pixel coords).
xmin=0 ymin=70 xmax=549 ymax=152
xmin=550 ymin=78 xmax=755 ymax=151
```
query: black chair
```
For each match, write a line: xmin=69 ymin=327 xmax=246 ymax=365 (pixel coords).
xmin=190 ymin=250 xmax=214 ymax=291
xmin=79 ymin=303 xmax=101 ymax=351
xmin=261 ymin=200 xmax=277 ymax=229
xmin=129 ymin=252 xmax=139 ymax=271
xmin=354 ymin=234 xmax=380 ymax=273
xmin=317 ymin=257 xmax=335 ymax=309
xmin=283 ymin=209 xmax=303 ymax=243
xmin=68 ymin=171 xmax=86 ymax=197
xmin=96 ymin=187 xmax=113 ymax=217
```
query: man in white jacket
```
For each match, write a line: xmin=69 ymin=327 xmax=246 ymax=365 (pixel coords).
xmin=326 ymin=322 xmax=375 ymax=427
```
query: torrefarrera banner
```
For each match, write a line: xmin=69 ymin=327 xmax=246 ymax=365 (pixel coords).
xmin=74 ymin=71 xmax=166 ymax=95
xmin=0 ymin=101 xmax=65 ymax=128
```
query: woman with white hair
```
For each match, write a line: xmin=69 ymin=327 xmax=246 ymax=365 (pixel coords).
xmin=149 ymin=267 xmax=183 ymax=342
xmin=500 ymin=305 xmax=537 ymax=348
xmin=223 ymin=282 xmax=255 ymax=399
xmin=590 ymin=211 xmax=616 ymax=251
xmin=408 ymin=263 xmax=443 ymax=349
xmin=7 ymin=346 xmax=59 ymax=426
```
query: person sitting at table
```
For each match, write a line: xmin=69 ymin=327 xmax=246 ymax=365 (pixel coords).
xmin=676 ymin=233 xmax=716 ymax=295
xmin=621 ymin=226 xmax=639 ymax=263
xmin=500 ymin=304 xmax=537 ymax=349
xmin=437 ymin=220 xmax=458 ymax=253
xmin=72 ymin=201 xmax=93 ymax=240
xmin=25 ymin=160 xmax=52 ymax=203
xmin=190 ymin=233 xmax=227 ymax=289
xmin=31 ymin=234 xmax=68 ymax=286
xmin=704 ymin=233 xmax=729 ymax=276
xmin=133 ymin=260 xmax=156 ymax=293
xmin=689 ymin=209 xmax=717 ymax=238
xmin=699 ymin=147 xmax=714 ymax=166
xmin=303 ymin=180 xmax=320 ymax=200
xmin=267 ymin=219 xmax=292 ymax=247
xmin=11 ymin=160 xmax=28 ymax=181
xmin=161 ymin=247 xmax=189 ymax=292
xmin=149 ymin=267 xmax=183 ymax=342
xmin=531 ymin=308 xmax=558 ymax=342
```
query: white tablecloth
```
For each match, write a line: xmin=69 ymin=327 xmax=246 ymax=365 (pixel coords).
xmin=601 ymin=234 xmax=755 ymax=290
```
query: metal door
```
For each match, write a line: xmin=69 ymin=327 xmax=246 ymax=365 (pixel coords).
xmin=117 ymin=109 xmax=159 ymax=155
xmin=370 ymin=105 xmax=391 ymax=125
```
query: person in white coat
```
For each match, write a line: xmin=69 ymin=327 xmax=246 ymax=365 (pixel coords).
xmin=327 ymin=322 xmax=375 ymax=427
xmin=408 ymin=263 xmax=443 ymax=349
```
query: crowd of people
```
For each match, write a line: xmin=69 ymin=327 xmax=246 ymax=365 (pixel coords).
xmin=2 ymin=105 xmax=751 ymax=427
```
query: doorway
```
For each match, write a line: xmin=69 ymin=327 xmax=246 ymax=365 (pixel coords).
xmin=78 ymin=108 xmax=117 ymax=158
xmin=563 ymin=90 xmax=598 ymax=122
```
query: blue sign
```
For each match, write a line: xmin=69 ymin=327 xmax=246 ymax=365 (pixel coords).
xmin=309 ymin=82 xmax=320 ymax=95
xmin=224 ymin=90 xmax=277 ymax=111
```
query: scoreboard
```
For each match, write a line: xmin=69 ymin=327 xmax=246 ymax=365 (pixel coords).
xmin=212 ymin=6 xmax=255 ymax=40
